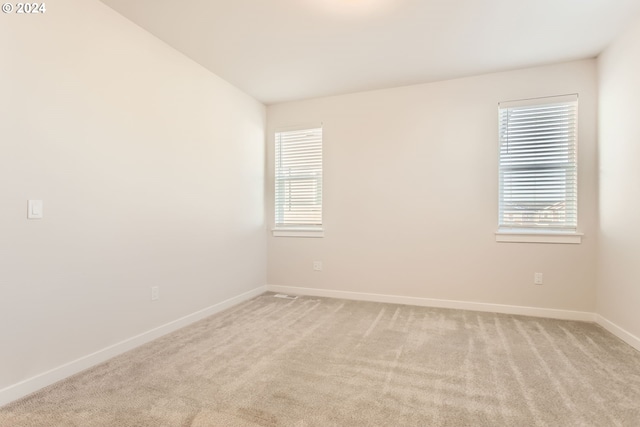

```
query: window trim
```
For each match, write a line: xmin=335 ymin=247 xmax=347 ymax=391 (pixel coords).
xmin=271 ymin=227 xmax=325 ymax=238
xmin=273 ymin=124 xmax=324 ymax=238
xmin=496 ymin=94 xmax=581 ymax=244
xmin=495 ymin=230 xmax=582 ymax=244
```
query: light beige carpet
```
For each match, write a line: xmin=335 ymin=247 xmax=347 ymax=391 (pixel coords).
xmin=2 ymin=293 xmax=640 ymax=426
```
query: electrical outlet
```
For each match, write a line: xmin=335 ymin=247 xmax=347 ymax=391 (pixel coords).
xmin=313 ymin=261 xmax=323 ymax=271
xmin=151 ymin=286 xmax=159 ymax=301
xmin=534 ymin=273 xmax=543 ymax=285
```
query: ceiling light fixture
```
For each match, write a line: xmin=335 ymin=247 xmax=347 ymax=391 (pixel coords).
xmin=305 ymin=0 xmax=398 ymax=17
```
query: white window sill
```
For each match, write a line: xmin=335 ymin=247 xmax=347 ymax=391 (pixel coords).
xmin=495 ymin=230 xmax=583 ymax=244
xmin=272 ymin=227 xmax=324 ymax=238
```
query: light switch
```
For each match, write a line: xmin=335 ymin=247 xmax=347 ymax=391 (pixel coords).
xmin=28 ymin=200 xmax=43 ymax=219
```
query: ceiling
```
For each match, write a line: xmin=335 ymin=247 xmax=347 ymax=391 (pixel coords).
xmin=99 ymin=0 xmax=640 ymax=105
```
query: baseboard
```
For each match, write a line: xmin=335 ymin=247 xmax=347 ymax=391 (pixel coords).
xmin=595 ymin=315 xmax=640 ymax=352
xmin=266 ymin=285 xmax=596 ymax=322
xmin=10 ymin=285 xmax=636 ymax=408
xmin=0 ymin=285 xmax=267 ymax=407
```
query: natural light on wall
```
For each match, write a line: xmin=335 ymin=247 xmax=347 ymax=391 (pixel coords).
xmin=304 ymin=0 xmax=398 ymax=16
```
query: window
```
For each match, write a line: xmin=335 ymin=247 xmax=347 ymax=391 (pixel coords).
xmin=497 ymin=94 xmax=580 ymax=244
xmin=273 ymin=126 xmax=323 ymax=237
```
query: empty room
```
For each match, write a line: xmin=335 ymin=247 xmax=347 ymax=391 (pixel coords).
xmin=2 ymin=0 xmax=640 ymax=425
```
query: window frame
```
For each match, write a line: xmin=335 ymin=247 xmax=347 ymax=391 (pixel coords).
xmin=272 ymin=125 xmax=324 ymax=238
xmin=495 ymin=94 xmax=582 ymax=244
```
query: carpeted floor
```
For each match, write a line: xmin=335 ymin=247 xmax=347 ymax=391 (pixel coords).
xmin=2 ymin=293 xmax=640 ymax=426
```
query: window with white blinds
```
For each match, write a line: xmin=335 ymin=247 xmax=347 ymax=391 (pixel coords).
xmin=275 ymin=126 xmax=323 ymax=230
xmin=498 ymin=95 xmax=578 ymax=233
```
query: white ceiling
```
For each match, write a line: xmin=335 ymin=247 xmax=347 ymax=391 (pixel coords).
xmin=99 ymin=0 xmax=640 ymax=105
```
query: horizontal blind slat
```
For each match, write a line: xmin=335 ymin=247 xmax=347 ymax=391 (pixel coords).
xmin=275 ymin=127 xmax=323 ymax=227
xmin=498 ymin=96 xmax=578 ymax=231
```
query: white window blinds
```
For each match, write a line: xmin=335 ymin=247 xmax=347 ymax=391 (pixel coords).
xmin=275 ymin=127 xmax=323 ymax=228
xmin=498 ymin=95 xmax=578 ymax=232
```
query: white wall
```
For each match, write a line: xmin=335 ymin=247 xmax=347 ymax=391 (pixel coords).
xmin=0 ymin=0 xmax=265 ymax=402
xmin=267 ymin=60 xmax=598 ymax=314
xmin=597 ymin=14 xmax=640 ymax=345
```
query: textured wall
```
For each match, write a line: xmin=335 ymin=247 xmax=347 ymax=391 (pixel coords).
xmin=0 ymin=0 xmax=266 ymax=394
xmin=597 ymin=14 xmax=640 ymax=341
xmin=267 ymin=60 xmax=598 ymax=312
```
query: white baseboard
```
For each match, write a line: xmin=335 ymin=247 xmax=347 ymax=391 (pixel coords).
xmin=7 ymin=285 xmax=637 ymax=408
xmin=266 ymin=285 xmax=597 ymax=322
xmin=595 ymin=315 xmax=640 ymax=352
xmin=0 ymin=285 xmax=267 ymax=408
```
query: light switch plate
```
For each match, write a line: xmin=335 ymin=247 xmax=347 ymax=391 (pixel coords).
xmin=28 ymin=200 xmax=43 ymax=219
